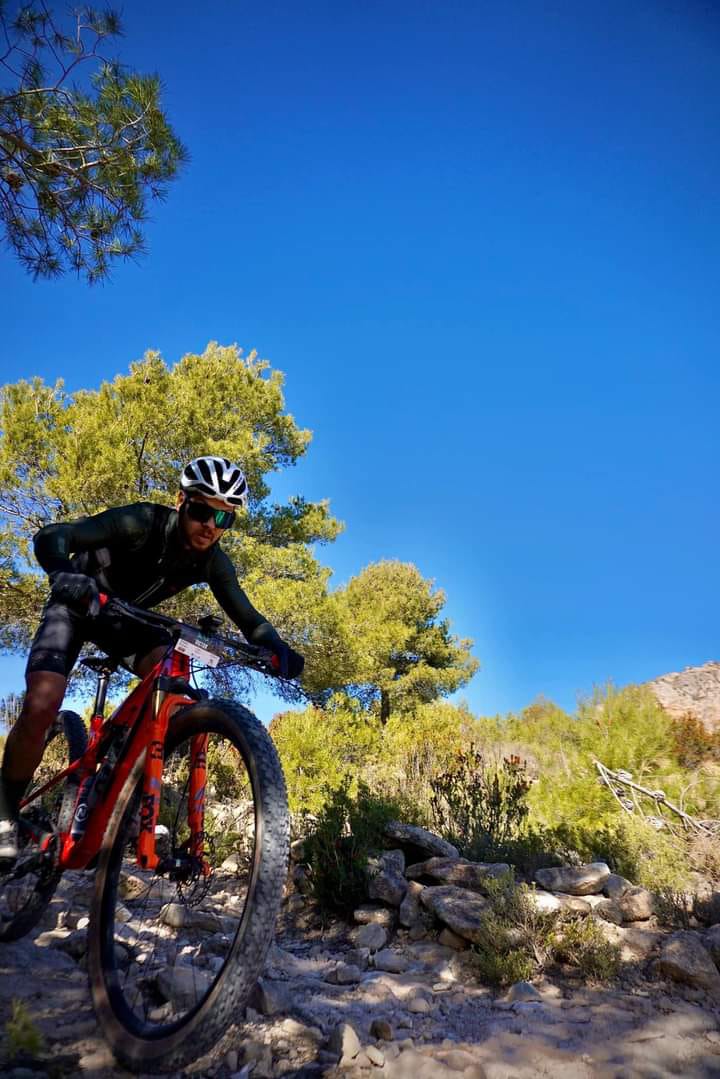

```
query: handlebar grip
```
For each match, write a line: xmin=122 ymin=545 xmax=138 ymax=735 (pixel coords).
xmin=98 ymin=592 xmax=109 ymax=608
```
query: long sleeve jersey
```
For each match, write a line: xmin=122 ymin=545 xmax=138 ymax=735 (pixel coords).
xmin=33 ymin=501 xmax=282 ymax=649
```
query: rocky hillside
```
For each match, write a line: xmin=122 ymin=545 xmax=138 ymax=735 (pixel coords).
xmin=648 ymin=661 xmax=720 ymax=734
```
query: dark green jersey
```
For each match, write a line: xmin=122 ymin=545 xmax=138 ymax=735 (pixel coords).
xmin=33 ymin=502 xmax=281 ymax=649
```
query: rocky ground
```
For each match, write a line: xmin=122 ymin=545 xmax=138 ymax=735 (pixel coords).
xmin=1 ymin=825 xmax=720 ymax=1079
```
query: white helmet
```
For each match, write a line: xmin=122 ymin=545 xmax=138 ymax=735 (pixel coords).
xmin=180 ymin=456 xmax=249 ymax=508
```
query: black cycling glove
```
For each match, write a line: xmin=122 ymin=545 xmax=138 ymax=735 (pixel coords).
xmin=273 ymin=641 xmax=305 ymax=679
xmin=50 ymin=571 xmax=100 ymax=616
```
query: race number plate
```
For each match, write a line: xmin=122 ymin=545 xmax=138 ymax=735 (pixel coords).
xmin=175 ymin=634 xmax=221 ymax=667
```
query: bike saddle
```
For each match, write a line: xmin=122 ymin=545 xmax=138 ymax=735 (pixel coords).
xmin=80 ymin=655 xmax=119 ymax=674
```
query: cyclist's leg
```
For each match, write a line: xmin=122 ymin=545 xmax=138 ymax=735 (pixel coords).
xmin=0 ymin=601 xmax=80 ymax=861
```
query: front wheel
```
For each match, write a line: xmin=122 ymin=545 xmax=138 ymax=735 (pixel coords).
xmin=88 ymin=699 xmax=290 ymax=1073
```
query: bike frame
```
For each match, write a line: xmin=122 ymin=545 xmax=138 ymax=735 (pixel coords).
xmin=19 ymin=643 xmax=206 ymax=874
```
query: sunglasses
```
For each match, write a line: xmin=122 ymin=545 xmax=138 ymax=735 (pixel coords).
xmin=184 ymin=499 xmax=236 ymax=530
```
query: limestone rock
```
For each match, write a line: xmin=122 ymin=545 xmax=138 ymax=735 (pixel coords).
xmin=157 ymin=965 xmax=213 ymax=1010
xmin=703 ymin=924 xmax=720 ymax=966
xmin=330 ymin=962 xmax=363 ymax=985
xmin=694 ymin=890 xmax=720 ymax=926
xmin=383 ymin=821 xmax=459 ymax=859
xmin=248 ymin=977 xmax=289 ymax=1015
xmin=603 ymin=873 xmax=633 ymax=899
xmin=373 ymin=948 xmax=410 ymax=973
xmin=595 ymin=899 xmax=624 ymax=925
xmin=505 ymin=980 xmax=542 ymax=1002
xmin=329 ymin=1021 xmax=361 ymax=1064
xmin=419 ymin=885 xmax=489 ymax=942
xmin=354 ymin=922 xmax=388 ymax=952
xmin=438 ymin=927 xmax=469 ymax=950
xmin=370 ymin=1017 xmax=393 ymax=1041
xmin=555 ymin=893 xmax=592 ymax=914
xmin=619 ymin=886 xmax=654 ymax=921
xmin=406 ymin=856 xmax=510 ymax=891
xmin=354 ymin=904 xmax=396 ymax=928
xmin=526 ymin=889 xmax=563 ymax=913
xmin=648 ymin=661 xmax=720 ymax=735
xmin=658 ymin=931 xmax=720 ymax=995
xmin=534 ymin=862 xmax=611 ymax=896
xmin=398 ymin=880 xmax=424 ymax=928
xmin=367 ymin=850 xmax=408 ymax=908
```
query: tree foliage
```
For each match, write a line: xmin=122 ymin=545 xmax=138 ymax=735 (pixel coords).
xmin=0 ymin=343 xmax=343 ymax=694
xmin=0 ymin=2 xmax=187 ymax=281
xmin=338 ymin=560 xmax=478 ymax=723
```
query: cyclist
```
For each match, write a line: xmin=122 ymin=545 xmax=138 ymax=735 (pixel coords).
xmin=0 ymin=455 xmax=304 ymax=866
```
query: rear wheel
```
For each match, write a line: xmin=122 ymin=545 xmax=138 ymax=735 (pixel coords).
xmin=0 ymin=709 xmax=87 ymax=942
xmin=89 ymin=699 xmax=289 ymax=1073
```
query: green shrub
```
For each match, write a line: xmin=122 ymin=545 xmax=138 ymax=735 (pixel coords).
xmin=305 ymin=780 xmax=414 ymax=915
xmin=430 ymin=746 xmax=532 ymax=859
xmin=5 ymin=999 xmax=44 ymax=1060
xmin=469 ymin=873 xmax=557 ymax=987
xmin=550 ymin=916 xmax=621 ymax=981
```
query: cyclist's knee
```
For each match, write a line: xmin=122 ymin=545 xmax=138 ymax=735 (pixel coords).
xmin=17 ymin=673 xmax=67 ymax=741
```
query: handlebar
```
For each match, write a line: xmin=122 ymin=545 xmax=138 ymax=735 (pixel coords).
xmin=97 ymin=594 xmax=282 ymax=677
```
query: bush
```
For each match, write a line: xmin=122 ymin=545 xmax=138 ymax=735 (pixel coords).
xmin=430 ymin=746 xmax=532 ymax=859
xmin=304 ymin=780 xmax=415 ymax=915
xmin=469 ymin=873 xmax=556 ymax=987
xmin=5 ymin=999 xmax=44 ymax=1060
xmin=550 ymin=916 xmax=621 ymax=981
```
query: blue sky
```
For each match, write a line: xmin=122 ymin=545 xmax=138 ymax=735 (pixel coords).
xmin=1 ymin=1 xmax=718 ymax=720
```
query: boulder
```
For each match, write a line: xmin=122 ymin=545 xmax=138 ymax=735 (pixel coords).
xmin=373 ymin=948 xmax=410 ymax=973
xmin=534 ymin=862 xmax=611 ymax=896
xmin=505 ymin=980 xmax=542 ymax=1003
xmin=704 ymin=924 xmax=720 ymax=966
xmin=398 ymin=880 xmax=424 ymax=927
xmin=555 ymin=893 xmax=592 ymax=915
xmin=354 ymin=904 xmax=396 ymax=928
xmin=419 ymin=885 xmax=489 ymax=942
xmin=329 ymin=1022 xmax=361 ymax=1065
xmin=383 ymin=821 xmax=459 ymax=859
xmin=595 ymin=899 xmax=624 ymax=925
xmin=603 ymin=873 xmax=633 ymax=899
xmin=618 ymin=886 xmax=654 ymax=922
xmin=370 ymin=1017 xmax=393 ymax=1041
xmin=354 ymin=922 xmax=387 ymax=952
xmin=526 ymin=889 xmax=563 ymax=913
xmin=367 ymin=850 xmax=408 ymax=907
xmin=406 ymin=856 xmax=510 ymax=891
xmin=694 ymin=890 xmax=720 ymax=927
xmin=157 ymin=966 xmax=213 ymax=1010
xmin=658 ymin=931 xmax=720 ymax=995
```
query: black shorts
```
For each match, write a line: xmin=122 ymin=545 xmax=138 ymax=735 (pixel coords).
xmin=26 ymin=600 xmax=172 ymax=679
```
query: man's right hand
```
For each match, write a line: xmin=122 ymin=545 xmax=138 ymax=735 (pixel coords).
xmin=49 ymin=571 xmax=100 ymax=616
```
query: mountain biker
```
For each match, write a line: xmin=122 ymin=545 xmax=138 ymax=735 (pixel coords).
xmin=0 ymin=455 xmax=304 ymax=866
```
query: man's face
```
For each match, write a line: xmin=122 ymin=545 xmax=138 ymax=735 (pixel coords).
xmin=176 ymin=492 xmax=232 ymax=552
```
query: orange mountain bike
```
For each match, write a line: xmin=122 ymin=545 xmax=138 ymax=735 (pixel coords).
xmin=0 ymin=597 xmax=290 ymax=1073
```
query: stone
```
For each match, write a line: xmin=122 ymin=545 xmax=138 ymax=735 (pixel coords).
xmin=408 ymin=995 xmax=432 ymax=1014
xmin=438 ymin=927 xmax=468 ymax=950
xmin=419 ymin=885 xmax=489 ymax=942
xmin=526 ymin=888 xmax=563 ymax=913
xmin=367 ymin=851 xmax=408 ymax=908
xmin=354 ymin=905 xmax=397 ymax=928
xmin=658 ymin=931 xmax=720 ymax=995
xmin=330 ymin=962 xmax=363 ymax=985
xmin=345 ymin=947 xmax=371 ymax=969
xmin=595 ymin=899 xmax=624 ymax=925
xmin=618 ymin=886 xmax=654 ymax=921
xmin=373 ymin=948 xmax=410 ymax=973
xmin=534 ymin=862 xmax=611 ymax=896
xmin=399 ymin=880 xmax=424 ymax=927
xmin=704 ymin=924 xmax=720 ymax=965
xmin=156 ymin=965 xmax=213 ymax=1010
xmin=555 ymin=893 xmax=592 ymax=914
xmin=366 ymin=1044 xmax=385 ymax=1066
xmin=159 ymin=902 xmax=186 ymax=929
xmin=383 ymin=821 xmax=459 ymax=859
xmin=694 ymin=891 xmax=720 ymax=926
xmin=370 ymin=1018 xmax=393 ymax=1040
xmin=292 ymin=864 xmax=313 ymax=896
xmin=290 ymin=837 xmax=308 ymax=862
xmin=329 ymin=1021 xmax=361 ymax=1064
xmin=505 ymin=980 xmax=542 ymax=1002
xmin=619 ymin=926 xmax=664 ymax=961
xmin=603 ymin=873 xmax=633 ymax=899
xmin=249 ymin=977 xmax=289 ymax=1015
xmin=355 ymin=922 xmax=388 ymax=952
xmin=406 ymin=857 xmax=510 ymax=891
xmin=384 ymin=1048 xmax=459 ymax=1078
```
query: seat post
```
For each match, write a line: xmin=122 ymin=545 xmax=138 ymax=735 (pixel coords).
xmin=93 ymin=670 xmax=110 ymax=719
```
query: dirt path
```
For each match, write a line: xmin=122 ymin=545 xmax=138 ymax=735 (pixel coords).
xmin=1 ymin=877 xmax=719 ymax=1078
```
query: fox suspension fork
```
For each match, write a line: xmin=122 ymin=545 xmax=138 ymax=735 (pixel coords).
xmin=189 ymin=734 xmax=209 ymax=866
